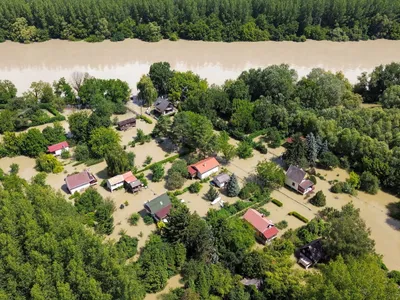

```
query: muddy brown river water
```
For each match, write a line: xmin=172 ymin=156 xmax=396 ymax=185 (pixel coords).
xmin=1 ymin=39 xmax=400 ymax=94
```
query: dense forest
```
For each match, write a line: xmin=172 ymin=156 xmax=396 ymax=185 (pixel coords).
xmin=1 ymin=0 xmax=400 ymax=43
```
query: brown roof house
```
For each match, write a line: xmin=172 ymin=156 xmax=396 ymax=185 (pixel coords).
xmin=188 ymin=157 xmax=220 ymax=180
xmin=154 ymin=97 xmax=175 ymax=116
xmin=117 ymin=118 xmax=136 ymax=131
xmin=285 ymin=165 xmax=314 ymax=195
xmin=144 ymin=193 xmax=172 ymax=222
xmin=243 ymin=208 xmax=279 ymax=244
xmin=65 ymin=170 xmax=97 ymax=194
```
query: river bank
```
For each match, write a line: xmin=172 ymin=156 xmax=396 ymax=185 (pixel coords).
xmin=2 ymin=39 xmax=400 ymax=93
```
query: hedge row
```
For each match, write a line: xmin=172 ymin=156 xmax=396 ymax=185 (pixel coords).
xmin=138 ymin=115 xmax=153 ymax=124
xmin=272 ymin=199 xmax=283 ymax=207
xmin=167 ymin=187 xmax=189 ymax=197
xmin=247 ymin=129 xmax=269 ymax=140
xmin=137 ymin=154 xmax=180 ymax=173
xmin=288 ymin=211 xmax=309 ymax=223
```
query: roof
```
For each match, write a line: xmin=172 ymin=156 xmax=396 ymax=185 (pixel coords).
xmin=48 ymin=141 xmax=69 ymax=153
xmin=129 ymin=180 xmax=142 ymax=188
xmin=213 ymin=173 xmax=230 ymax=184
xmin=155 ymin=203 xmax=172 ymax=219
xmin=299 ymin=179 xmax=314 ymax=189
xmin=243 ymin=209 xmax=278 ymax=239
xmin=299 ymin=239 xmax=324 ymax=264
xmin=240 ymin=278 xmax=263 ymax=288
xmin=190 ymin=157 xmax=220 ymax=175
xmin=118 ymin=118 xmax=136 ymax=127
xmin=286 ymin=136 xmax=306 ymax=144
xmin=66 ymin=171 xmax=91 ymax=190
xmin=188 ymin=166 xmax=197 ymax=176
xmin=155 ymin=98 xmax=171 ymax=112
xmin=107 ymin=174 xmax=124 ymax=186
xmin=286 ymin=165 xmax=306 ymax=184
xmin=122 ymin=171 xmax=137 ymax=183
xmin=145 ymin=193 xmax=172 ymax=214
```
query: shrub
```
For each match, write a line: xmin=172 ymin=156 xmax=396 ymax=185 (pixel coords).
xmin=319 ymin=151 xmax=339 ymax=169
xmin=276 ymin=220 xmax=288 ymax=230
xmin=35 ymin=153 xmax=64 ymax=173
xmin=257 ymin=207 xmax=270 ymax=217
xmin=143 ymin=214 xmax=154 ymax=225
xmin=272 ymin=199 xmax=283 ymax=207
xmin=388 ymin=270 xmax=400 ymax=285
xmin=237 ymin=141 xmax=253 ymax=159
xmin=308 ymin=175 xmax=317 ymax=185
xmin=150 ymin=163 xmax=165 ymax=182
xmin=61 ymin=149 xmax=70 ymax=159
xmin=143 ymin=156 xmax=153 ymax=166
xmin=331 ymin=181 xmax=356 ymax=195
xmin=137 ymin=154 xmax=181 ymax=173
xmin=10 ymin=163 xmax=19 ymax=174
xmin=166 ymin=171 xmax=185 ymax=190
xmin=309 ymin=191 xmax=326 ymax=207
xmin=136 ymin=173 xmax=148 ymax=187
xmin=189 ymin=182 xmax=202 ymax=193
xmin=129 ymin=213 xmax=140 ymax=226
xmin=75 ymin=144 xmax=90 ymax=161
xmin=239 ymin=182 xmax=261 ymax=200
xmin=288 ymin=211 xmax=309 ymax=223
xmin=360 ymin=171 xmax=379 ymax=195
xmin=254 ymin=141 xmax=268 ymax=154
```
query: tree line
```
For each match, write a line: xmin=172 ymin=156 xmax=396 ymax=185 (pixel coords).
xmin=1 ymin=0 xmax=400 ymax=43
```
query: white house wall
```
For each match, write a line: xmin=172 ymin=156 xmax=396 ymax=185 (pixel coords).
xmin=198 ymin=167 xmax=219 ymax=180
xmin=54 ymin=147 xmax=69 ymax=156
xmin=107 ymin=181 xmax=124 ymax=192
xmin=69 ymin=183 xmax=90 ymax=194
xmin=285 ymin=177 xmax=299 ymax=192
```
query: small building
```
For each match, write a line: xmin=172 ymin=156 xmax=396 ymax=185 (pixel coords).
xmin=144 ymin=193 xmax=172 ymax=221
xmin=285 ymin=136 xmax=306 ymax=144
xmin=154 ymin=97 xmax=175 ymax=116
xmin=297 ymin=239 xmax=325 ymax=269
xmin=243 ymin=208 xmax=279 ymax=244
xmin=65 ymin=170 xmax=97 ymax=194
xmin=106 ymin=171 xmax=142 ymax=193
xmin=47 ymin=141 xmax=69 ymax=156
xmin=240 ymin=278 xmax=263 ymax=290
xmin=285 ymin=165 xmax=314 ymax=195
xmin=117 ymin=118 xmax=136 ymax=131
xmin=213 ymin=173 xmax=230 ymax=188
xmin=188 ymin=157 xmax=220 ymax=180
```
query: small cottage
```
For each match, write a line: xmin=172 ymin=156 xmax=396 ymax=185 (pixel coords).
xmin=107 ymin=171 xmax=142 ymax=193
xmin=243 ymin=208 xmax=279 ymax=244
xmin=65 ymin=170 xmax=97 ymax=194
xmin=48 ymin=141 xmax=69 ymax=156
xmin=285 ymin=165 xmax=314 ymax=195
xmin=188 ymin=157 xmax=220 ymax=180
xmin=144 ymin=193 xmax=172 ymax=221
xmin=117 ymin=118 xmax=136 ymax=131
xmin=213 ymin=173 xmax=230 ymax=188
xmin=154 ymin=97 xmax=175 ymax=116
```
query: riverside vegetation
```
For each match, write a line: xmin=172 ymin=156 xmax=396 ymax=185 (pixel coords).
xmin=1 ymin=61 xmax=400 ymax=298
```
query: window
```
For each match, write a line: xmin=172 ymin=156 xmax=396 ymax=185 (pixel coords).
xmin=292 ymin=182 xmax=295 ymax=187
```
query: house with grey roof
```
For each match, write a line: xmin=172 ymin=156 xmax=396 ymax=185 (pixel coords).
xmin=154 ymin=97 xmax=175 ymax=116
xmin=213 ymin=173 xmax=230 ymax=188
xmin=144 ymin=193 xmax=172 ymax=221
xmin=285 ymin=165 xmax=314 ymax=195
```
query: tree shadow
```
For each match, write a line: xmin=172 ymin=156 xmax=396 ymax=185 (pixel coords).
xmin=386 ymin=202 xmax=400 ymax=227
xmin=155 ymin=138 xmax=178 ymax=154
xmin=386 ymin=216 xmax=400 ymax=231
xmin=95 ymin=167 xmax=108 ymax=180
xmin=60 ymin=184 xmax=70 ymax=195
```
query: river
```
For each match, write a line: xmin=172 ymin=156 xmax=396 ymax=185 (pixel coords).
xmin=1 ymin=39 xmax=400 ymax=94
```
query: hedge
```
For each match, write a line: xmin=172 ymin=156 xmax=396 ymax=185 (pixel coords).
xmin=138 ymin=115 xmax=153 ymax=124
xmin=271 ymin=199 xmax=283 ymax=207
xmin=247 ymin=129 xmax=268 ymax=140
xmin=167 ymin=187 xmax=189 ymax=197
xmin=137 ymin=154 xmax=180 ymax=173
xmin=288 ymin=211 xmax=309 ymax=223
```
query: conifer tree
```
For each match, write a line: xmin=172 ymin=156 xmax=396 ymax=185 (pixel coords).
xmin=306 ymin=133 xmax=318 ymax=166
xmin=226 ymin=174 xmax=240 ymax=197
xmin=205 ymin=186 xmax=219 ymax=201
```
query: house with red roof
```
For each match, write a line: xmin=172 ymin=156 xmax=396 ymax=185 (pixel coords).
xmin=188 ymin=157 xmax=220 ymax=180
xmin=65 ymin=169 xmax=97 ymax=194
xmin=106 ymin=171 xmax=143 ymax=193
xmin=243 ymin=208 xmax=279 ymax=244
xmin=47 ymin=141 xmax=69 ymax=156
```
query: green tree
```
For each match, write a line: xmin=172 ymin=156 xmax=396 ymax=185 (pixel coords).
xmin=303 ymin=255 xmax=400 ymax=300
xmin=150 ymin=163 xmax=165 ymax=182
xmin=74 ymin=144 xmax=90 ymax=161
xmin=10 ymin=17 xmax=37 ymax=43
xmin=105 ymin=147 xmax=131 ymax=176
xmin=35 ymin=153 xmax=64 ymax=173
xmin=116 ymin=234 xmax=138 ymax=259
xmin=168 ymin=160 xmax=188 ymax=178
xmin=88 ymin=127 xmax=121 ymax=158
xmin=20 ymin=128 xmax=47 ymax=157
xmin=226 ymin=174 xmax=240 ymax=197
xmin=168 ymin=71 xmax=207 ymax=104
xmin=381 ymin=85 xmax=400 ymax=108
xmin=360 ymin=171 xmax=380 ymax=195
xmin=346 ymin=171 xmax=360 ymax=189
xmin=0 ymin=110 xmax=16 ymax=133
xmin=28 ymin=81 xmax=55 ymax=103
xmin=306 ymin=132 xmax=318 ymax=166
xmin=68 ymin=111 xmax=90 ymax=143
xmin=205 ymin=186 xmax=219 ymax=201
xmin=319 ymin=151 xmax=339 ymax=169
xmin=152 ymin=115 xmax=172 ymax=138
xmin=166 ymin=171 xmax=185 ymax=190
xmin=284 ymin=133 xmax=308 ymax=168
xmin=137 ymin=75 xmax=158 ymax=107
xmin=149 ymin=62 xmax=173 ymax=95
xmin=0 ymin=80 xmax=17 ymax=104
xmin=256 ymin=160 xmax=285 ymax=190
xmin=94 ymin=198 xmax=115 ymax=235
xmin=42 ymin=122 xmax=66 ymax=144
xmin=10 ymin=163 xmax=19 ymax=175
xmin=236 ymin=140 xmax=253 ymax=159
xmin=75 ymin=188 xmax=103 ymax=214
xmin=309 ymin=191 xmax=326 ymax=207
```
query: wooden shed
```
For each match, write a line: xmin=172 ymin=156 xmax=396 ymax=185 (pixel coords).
xmin=117 ymin=118 xmax=136 ymax=131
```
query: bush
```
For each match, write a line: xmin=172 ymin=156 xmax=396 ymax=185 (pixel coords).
xmin=288 ymin=211 xmax=309 ymax=223
xmin=143 ymin=156 xmax=153 ymax=166
xmin=137 ymin=173 xmax=148 ymax=187
xmin=237 ymin=141 xmax=253 ymax=159
xmin=309 ymin=191 xmax=326 ymax=207
xmin=150 ymin=163 xmax=165 ymax=182
xmin=205 ymin=186 xmax=219 ymax=201
xmin=360 ymin=171 xmax=379 ymax=195
xmin=254 ymin=141 xmax=268 ymax=154
xmin=35 ymin=153 xmax=64 ymax=173
xmin=276 ymin=220 xmax=288 ymax=230
xmin=137 ymin=154 xmax=181 ymax=173
xmin=308 ymin=175 xmax=317 ymax=185
xmin=10 ymin=163 xmax=19 ymax=175
xmin=318 ymin=151 xmax=339 ymax=169
xmin=388 ymin=270 xmax=400 ymax=285
xmin=129 ymin=213 xmax=140 ymax=226
xmin=166 ymin=171 xmax=185 ymax=190
xmin=61 ymin=149 xmax=70 ymax=159
xmin=239 ymin=182 xmax=261 ymax=200
xmin=331 ymin=182 xmax=343 ymax=193
xmin=188 ymin=182 xmax=202 ymax=193
xmin=168 ymin=32 xmax=179 ymax=41
xmin=257 ymin=207 xmax=270 ymax=217
xmin=143 ymin=214 xmax=154 ymax=225
xmin=331 ymin=181 xmax=356 ymax=195
xmin=75 ymin=144 xmax=90 ymax=162
xmin=272 ymin=199 xmax=283 ymax=207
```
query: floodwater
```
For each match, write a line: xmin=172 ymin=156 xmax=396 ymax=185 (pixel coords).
xmin=2 ymin=39 xmax=400 ymax=94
